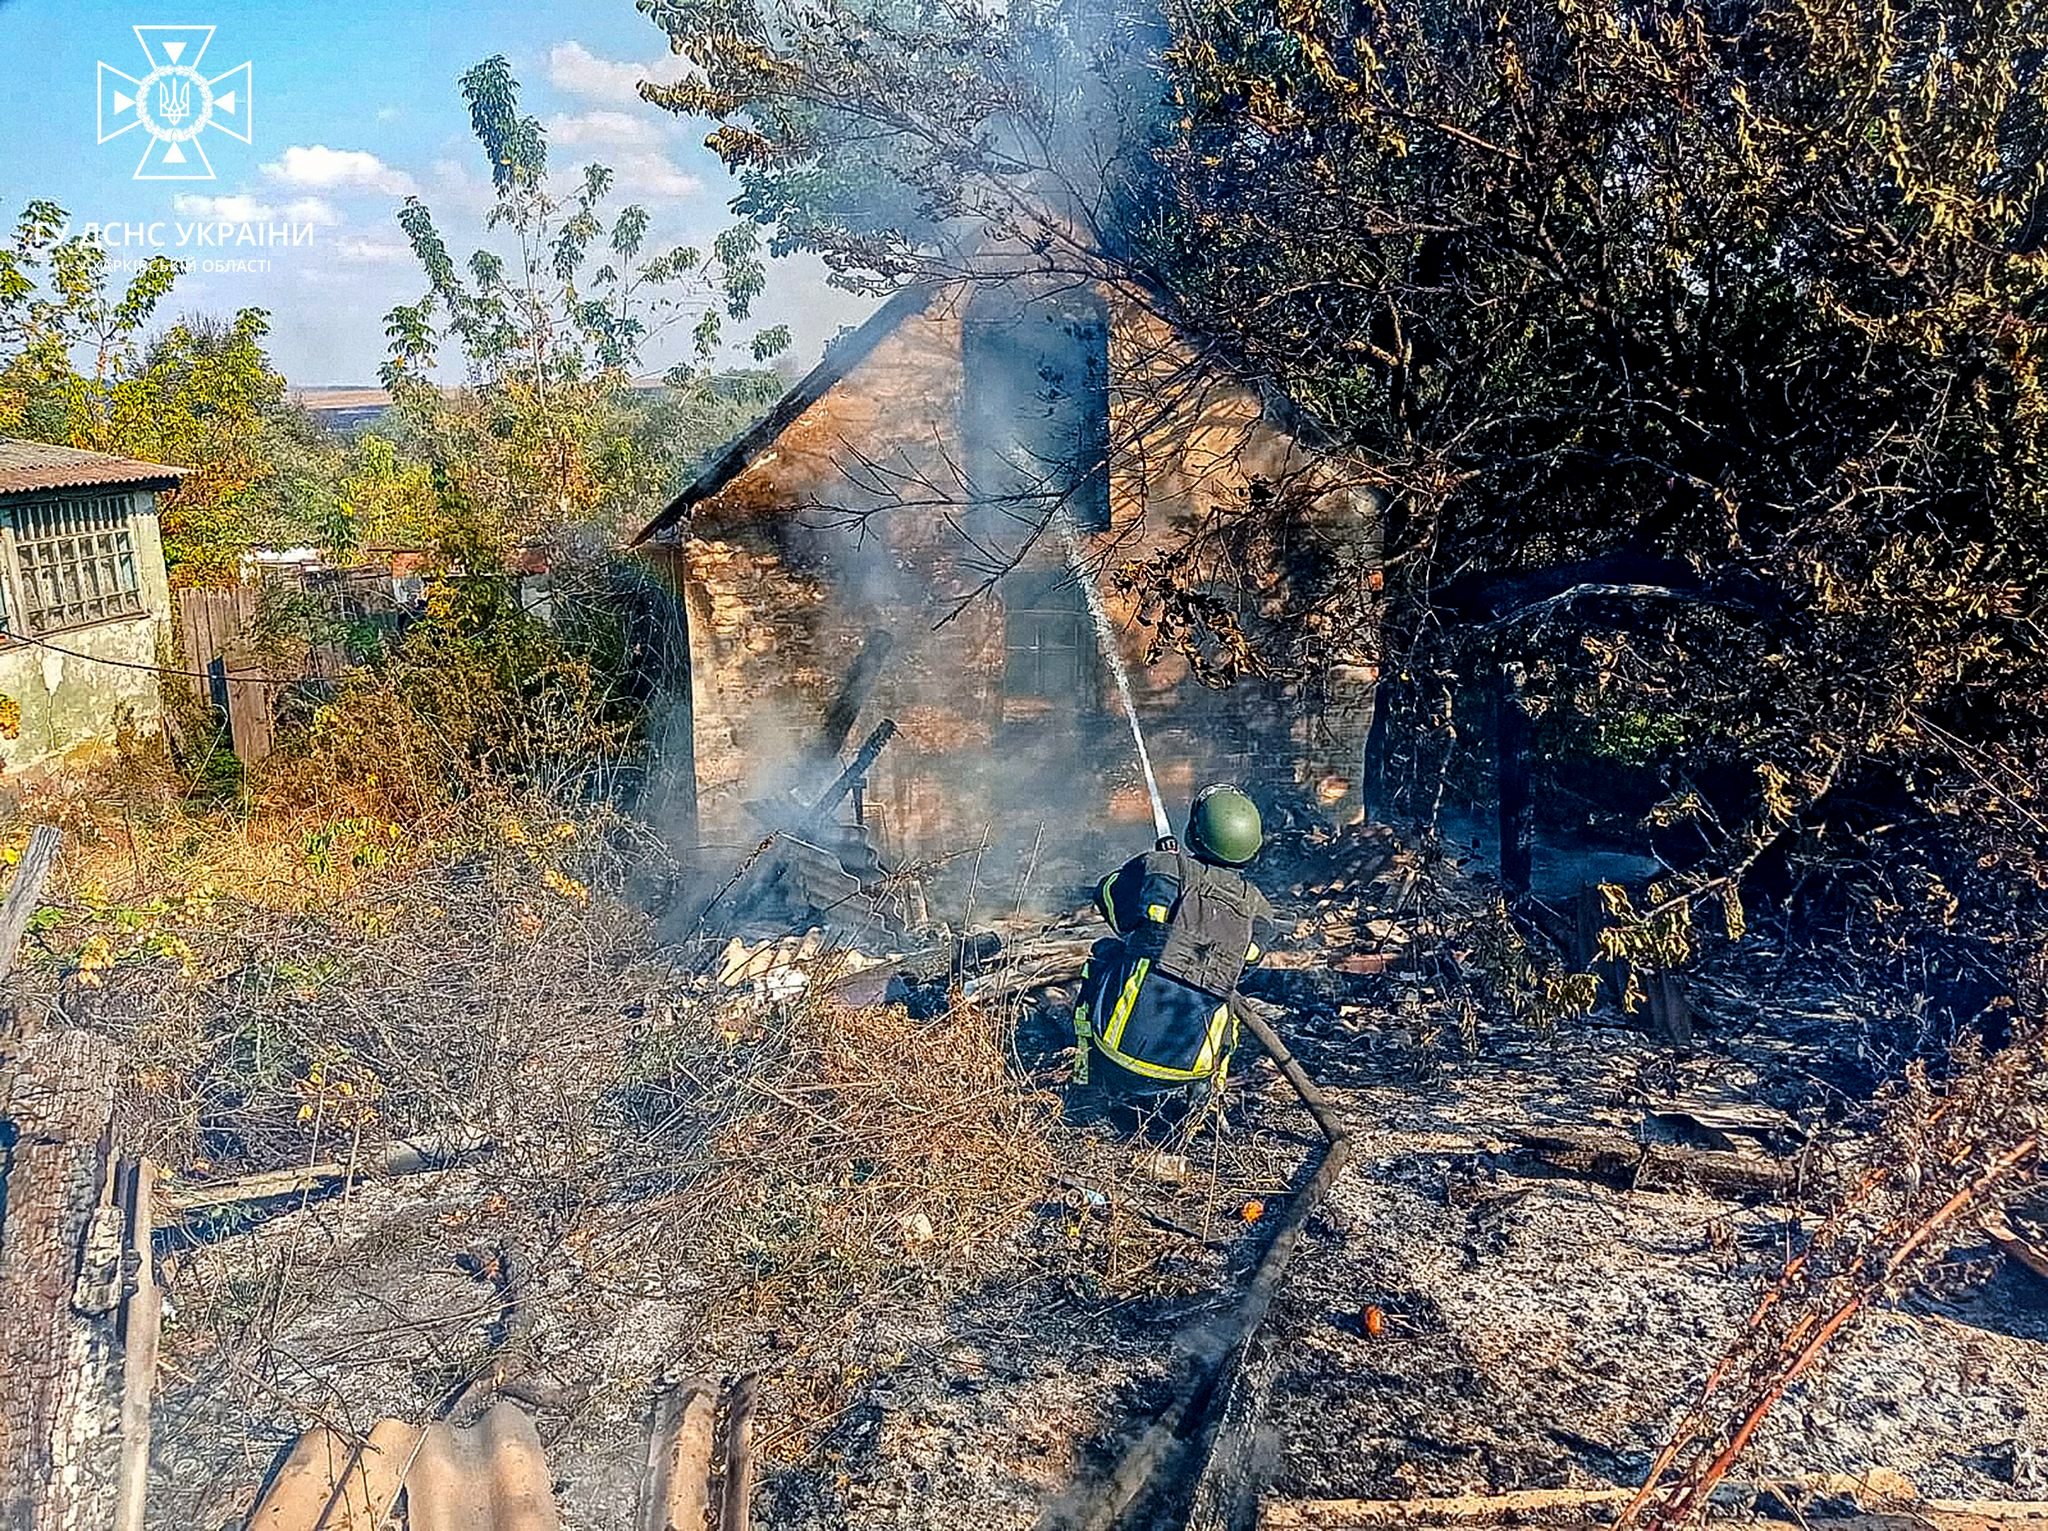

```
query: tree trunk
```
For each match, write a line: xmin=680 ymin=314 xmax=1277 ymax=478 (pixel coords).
xmin=1494 ymin=664 xmax=1533 ymax=897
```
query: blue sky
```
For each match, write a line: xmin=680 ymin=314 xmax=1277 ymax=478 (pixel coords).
xmin=0 ymin=0 xmax=872 ymax=384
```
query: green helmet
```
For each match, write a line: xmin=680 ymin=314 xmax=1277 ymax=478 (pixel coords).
xmin=1186 ymin=784 xmax=1263 ymax=866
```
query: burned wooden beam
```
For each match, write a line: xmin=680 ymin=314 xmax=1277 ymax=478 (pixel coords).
xmin=817 ymin=628 xmax=896 ymax=758
xmin=159 ymin=1131 xmax=495 ymax=1223
xmin=112 ymin=1160 xmax=161 ymax=1531
xmin=799 ymin=718 xmax=900 ymax=839
xmin=0 ymin=1022 xmax=123 ymax=1530
xmin=1508 ymin=1125 xmax=1792 ymax=1200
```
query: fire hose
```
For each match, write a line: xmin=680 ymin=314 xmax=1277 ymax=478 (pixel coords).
xmin=1071 ymin=997 xmax=1354 ymax=1530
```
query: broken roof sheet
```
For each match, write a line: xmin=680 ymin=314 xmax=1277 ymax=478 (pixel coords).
xmin=245 ymin=1403 xmax=560 ymax=1531
xmin=0 ymin=438 xmax=187 ymax=496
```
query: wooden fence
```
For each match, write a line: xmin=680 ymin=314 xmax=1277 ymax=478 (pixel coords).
xmin=172 ymin=585 xmax=274 ymax=765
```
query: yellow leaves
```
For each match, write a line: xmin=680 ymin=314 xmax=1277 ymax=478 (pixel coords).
xmin=0 ymin=693 xmax=19 ymax=741
xmin=1756 ymin=761 xmax=1797 ymax=825
xmin=74 ymin=933 xmax=114 ymax=989
xmin=542 ymin=867 xmax=590 ymax=905
xmin=1721 ymin=884 xmax=1747 ymax=945
xmin=293 ymin=1055 xmax=382 ymax=1132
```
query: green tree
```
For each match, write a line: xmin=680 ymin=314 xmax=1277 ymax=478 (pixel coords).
xmin=382 ymin=54 xmax=790 ymax=554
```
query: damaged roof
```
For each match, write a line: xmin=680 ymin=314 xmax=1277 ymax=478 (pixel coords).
xmin=632 ymin=284 xmax=942 ymax=547
xmin=0 ymin=438 xmax=187 ymax=496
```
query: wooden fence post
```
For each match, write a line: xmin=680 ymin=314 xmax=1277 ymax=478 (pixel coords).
xmin=220 ymin=647 xmax=275 ymax=765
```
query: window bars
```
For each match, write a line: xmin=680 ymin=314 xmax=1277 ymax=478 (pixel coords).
xmin=9 ymin=492 xmax=146 ymax=635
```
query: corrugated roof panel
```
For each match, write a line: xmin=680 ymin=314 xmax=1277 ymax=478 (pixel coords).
xmin=243 ymin=1405 xmax=561 ymax=1531
xmin=0 ymin=439 xmax=187 ymax=495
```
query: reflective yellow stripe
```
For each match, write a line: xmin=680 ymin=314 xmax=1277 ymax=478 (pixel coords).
xmin=1102 ymin=958 xmax=1149 ymax=1049
xmin=1094 ymin=1033 xmax=1210 ymax=1083
xmin=1098 ymin=874 xmax=1121 ymax=933
xmin=1146 ymin=903 xmax=1171 ymax=923
xmin=1194 ymin=1003 xmax=1231 ymax=1075
xmin=1245 ymin=942 xmax=1262 ymax=963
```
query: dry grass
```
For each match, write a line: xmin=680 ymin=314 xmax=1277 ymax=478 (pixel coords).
xmin=3 ymin=754 xmax=1255 ymax=1523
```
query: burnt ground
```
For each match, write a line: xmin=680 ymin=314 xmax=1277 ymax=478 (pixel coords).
xmin=788 ymin=982 xmax=2048 ymax=1529
xmin=139 ymin=859 xmax=2048 ymax=1529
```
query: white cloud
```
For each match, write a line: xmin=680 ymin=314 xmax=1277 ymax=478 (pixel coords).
xmin=546 ymin=41 xmax=670 ymax=105
xmin=376 ymin=106 xmax=403 ymax=123
xmin=262 ymin=145 xmax=419 ymax=197
xmin=334 ymin=235 xmax=413 ymax=266
xmin=607 ymin=151 xmax=702 ymax=201
xmin=172 ymin=193 xmax=343 ymax=226
xmin=546 ymin=109 xmax=665 ymax=150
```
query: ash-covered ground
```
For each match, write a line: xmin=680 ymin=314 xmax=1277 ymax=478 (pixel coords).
xmin=140 ymin=832 xmax=2048 ymax=1529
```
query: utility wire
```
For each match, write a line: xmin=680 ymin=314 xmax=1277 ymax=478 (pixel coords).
xmin=2 ymin=626 xmax=312 ymax=689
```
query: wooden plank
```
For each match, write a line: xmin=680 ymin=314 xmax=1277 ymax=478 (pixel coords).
xmin=1260 ymin=1476 xmax=2048 ymax=1528
xmin=222 ymin=646 xmax=275 ymax=765
xmin=175 ymin=586 xmax=258 ymax=703
xmin=1507 ymin=1125 xmax=1791 ymax=1199
xmin=716 ymin=1375 xmax=758 ymax=1531
xmin=0 ymin=824 xmax=62 ymax=982
xmin=112 ymin=1160 xmax=161 ymax=1531
xmin=160 ymin=1130 xmax=492 ymax=1215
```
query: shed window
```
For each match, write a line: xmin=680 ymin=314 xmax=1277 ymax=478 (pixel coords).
xmin=7 ymin=492 xmax=145 ymax=634
xmin=1003 ymin=573 xmax=1094 ymax=706
xmin=962 ymin=290 xmax=1112 ymax=533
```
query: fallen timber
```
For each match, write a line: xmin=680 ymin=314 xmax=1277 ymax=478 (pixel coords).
xmin=158 ymin=1130 xmax=495 ymax=1221
xmin=1261 ymin=1476 xmax=2048 ymax=1529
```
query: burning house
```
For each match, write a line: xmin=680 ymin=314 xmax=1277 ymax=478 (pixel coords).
xmin=634 ymin=272 xmax=1380 ymax=908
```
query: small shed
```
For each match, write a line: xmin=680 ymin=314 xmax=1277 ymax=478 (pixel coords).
xmin=0 ymin=440 xmax=182 ymax=772
xmin=632 ymin=275 xmax=1381 ymax=902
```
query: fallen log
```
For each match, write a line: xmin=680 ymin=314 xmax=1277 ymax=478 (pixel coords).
xmin=1261 ymin=1479 xmax=2048 ymax=1530
xmin=160 ymin=1131 xmax=494 ymax=1215
xmin=1507 ymin=1125 xmax=1792 ymax=1199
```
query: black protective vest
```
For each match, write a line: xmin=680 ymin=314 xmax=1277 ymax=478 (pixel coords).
xmin=1152 ymin=850 xmax=1259 ymax=998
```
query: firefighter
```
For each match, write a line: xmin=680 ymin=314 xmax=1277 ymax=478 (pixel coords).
xmin=1074 ymin=784 xmax=1277 ymax=1115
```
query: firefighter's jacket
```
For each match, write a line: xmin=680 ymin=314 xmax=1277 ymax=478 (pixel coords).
xmin=1075 ymin=848 xmax=1277 ymax=1087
